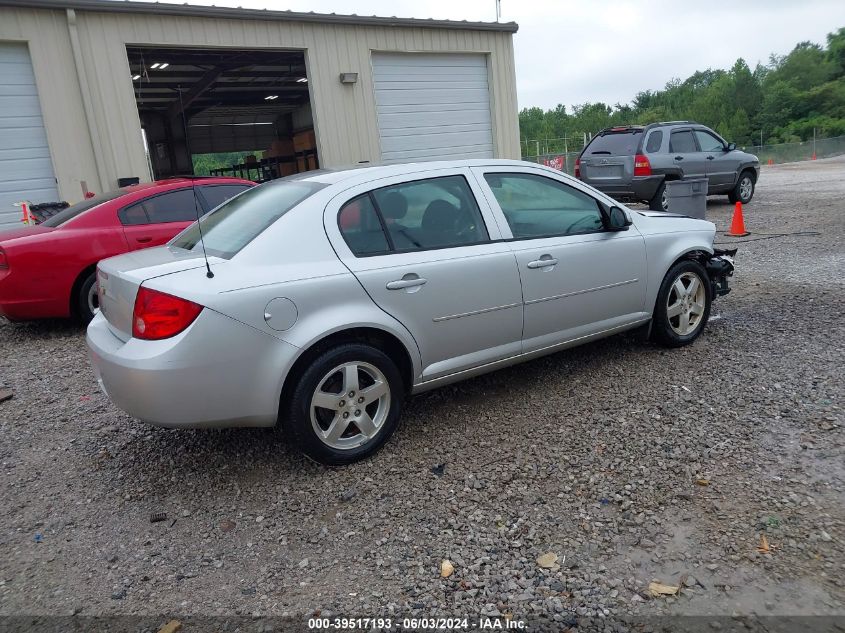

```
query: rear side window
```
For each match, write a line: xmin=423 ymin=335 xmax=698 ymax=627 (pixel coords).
xmin=483 ymin=172 xmax=604 ymax=238
xmin=585 ymin=130 xmax=642 ymax=156
xmin=338 ymin=195 xmax=390 ymax=255
xmin=645 ymin=130 xmax=663 ymax=153
xmin=669 ymin=130 xmax=697 ymax=153
xmin=199 ymin=184 xmax=252 ymax=210
xmin=170 ymin=180 xmax=326 ymax=258
xmin=119 ymin=189 xmax=200 ymax=225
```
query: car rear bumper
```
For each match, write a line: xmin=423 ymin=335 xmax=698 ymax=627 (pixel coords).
xmin=86 ymin=309 xmax=300 ymax=428
xmin=0 ymin=270 xmax=70 ymax=320
xmin=580 ymin=175 xmax=664 ymax=202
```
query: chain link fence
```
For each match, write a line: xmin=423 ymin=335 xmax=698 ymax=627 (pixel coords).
xmin=520 ymin=135 xmax=845 ymax=175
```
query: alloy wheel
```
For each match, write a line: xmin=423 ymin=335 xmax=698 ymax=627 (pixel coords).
xmin=666 ymin=272 xmax=706 ymax=336
xmin=310 ymin=361 xmax=391 ymax=450
xmin=739 ymin=176 xmax=753 ymax=201
xmin=87 ymin=283 xmax=100 ymax=316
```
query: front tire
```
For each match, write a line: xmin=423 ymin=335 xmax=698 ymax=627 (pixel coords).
xmin=728 ymin=170 xmax=755 ymax=204
xmin=283 ymin=343 xmax=404 ymax=465
xmin=76 ymin=271 xmax=98 ymax=324
xmin=651 ymin=260 xmax=712 ymax=347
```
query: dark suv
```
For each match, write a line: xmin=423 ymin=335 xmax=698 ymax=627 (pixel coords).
xmin=575 ymin=122 xmax=760 ymax=210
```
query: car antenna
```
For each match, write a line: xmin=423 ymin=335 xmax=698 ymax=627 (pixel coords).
xmin=177 ymin=85 xmax=214 ymax=279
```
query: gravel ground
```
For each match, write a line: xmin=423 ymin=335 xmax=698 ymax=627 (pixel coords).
xmin=1 ymin=158 xmax=843 ymax=630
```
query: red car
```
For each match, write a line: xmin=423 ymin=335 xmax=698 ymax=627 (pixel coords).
xmin=0 ymin=177 xmax=254 ymax=323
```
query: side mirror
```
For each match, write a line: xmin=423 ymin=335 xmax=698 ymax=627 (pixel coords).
xmin=726 ymin=142 xmax=736 ymax=151
xmin=606 ymin=206 xmax=631 ymax=231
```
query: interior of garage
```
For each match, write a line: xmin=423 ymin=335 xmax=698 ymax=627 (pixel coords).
xmin=126 ymin=46 xmax=318 ymax=183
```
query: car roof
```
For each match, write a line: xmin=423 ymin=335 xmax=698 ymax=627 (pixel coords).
xmin=118 ymin=176 xmax=254 ymax=194
xmin=284 ymin=159 xmax=541 ymax=188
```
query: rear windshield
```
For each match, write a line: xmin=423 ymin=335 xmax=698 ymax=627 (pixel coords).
xmin=170 ymin=179 xmax=326 ymax=258
xmin=585 ymin=130 xmax=643 ymax=156
xmin=40 ymin=189 xmax=128 ymax=227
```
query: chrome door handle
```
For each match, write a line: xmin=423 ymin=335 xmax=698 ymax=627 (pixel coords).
xmin=386 ymin=277 xmax=427 ymax=290
xmin=527 ymin=257 xmax=558 ymax=269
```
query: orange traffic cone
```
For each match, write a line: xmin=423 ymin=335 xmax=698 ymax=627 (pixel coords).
xmin=726 ymin=201 xmax=749 ymax=237
xmin=812 ymin=152 xmax=817 ymax=160
xmin=767 ymin=158 xmax=774 ymax=165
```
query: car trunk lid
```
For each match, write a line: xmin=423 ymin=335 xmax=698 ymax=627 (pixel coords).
xmin=579 ymin=128 xmax=642 ymax=184
xmin=96 ymin=246 xmax=219 ymax=341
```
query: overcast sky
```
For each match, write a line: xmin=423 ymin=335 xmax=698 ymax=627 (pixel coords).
xmin=150 ymin=0 xmax=845 ymax=111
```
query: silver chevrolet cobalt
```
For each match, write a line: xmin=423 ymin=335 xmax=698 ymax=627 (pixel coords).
xmin=87 ymin=160 xmax=734 ymax=464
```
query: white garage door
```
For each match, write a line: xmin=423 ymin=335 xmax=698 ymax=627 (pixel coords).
xmin=0 ymin=42 xmax=59 ymax=226
xmin=372 ymin=53 xmax=494 ymax=164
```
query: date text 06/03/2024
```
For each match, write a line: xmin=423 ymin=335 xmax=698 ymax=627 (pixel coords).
xmin=307 ymin=617 xmax=527 ymax=629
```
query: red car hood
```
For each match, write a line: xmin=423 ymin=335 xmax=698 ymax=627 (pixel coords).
xmin=0 ymin=224 xmax=54 ymax=243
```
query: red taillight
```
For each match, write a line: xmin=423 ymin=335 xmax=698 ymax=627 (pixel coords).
xmin=132 ymin=286 xmax=203 ymax=340
xmin=634 ymin=154 xmax=652 ymax=177
xmin=574 ymin=157 xmax=581 ymax=179
xmin=0 ymin=248 xmax=7 ymax=269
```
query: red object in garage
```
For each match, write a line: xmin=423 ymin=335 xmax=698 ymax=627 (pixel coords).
xmin=0 ymin=177 xmax=254 ymax=323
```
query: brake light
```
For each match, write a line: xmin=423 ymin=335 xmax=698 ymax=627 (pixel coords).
xmin=634 ymin=154 xmax=652 ymax=177
xmin=0 ymin=248 xmax=7 ymax=269
xmin=574 ymin=157 xmax=581 ymax=179
xmin=132 ymin=286 xmax=203 ymax=340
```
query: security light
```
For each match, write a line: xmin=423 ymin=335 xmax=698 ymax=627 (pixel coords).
xmin=339 ymin=72 xmax=358 ymax=84
xmin=150 ymin=63 xmax=160 ymax=69
xmin=264 ymin=95 xmax=278 ymax=100
xmin=158 ymin=62 xmax=169 ymax=69
xmin=132 ymin=74 xmax=141 ymax=80
xmin=296 ymin=77 xmax=308 ymax=83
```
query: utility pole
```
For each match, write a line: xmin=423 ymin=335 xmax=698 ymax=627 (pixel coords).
xmin=534 ymin=140 xmax=540 ymax=158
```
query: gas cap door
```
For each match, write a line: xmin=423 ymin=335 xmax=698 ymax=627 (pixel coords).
xmin=263 ymin=297 xmax=298 ymax=331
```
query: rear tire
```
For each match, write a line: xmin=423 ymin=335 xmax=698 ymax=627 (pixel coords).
xmin=651 ymin=260 xmax=712 ymax=347
xmin=76 ymin=271 xmax=98 ymax=324
xmin=728 ymin=170 xmax=755 ymax=204
xmin=648 ymin=181 xmax=668 ymax=211
xmin=283 ymin=343 xmax=404 ymax=465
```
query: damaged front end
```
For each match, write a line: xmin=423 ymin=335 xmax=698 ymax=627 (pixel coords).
xmin=705 ymin=248 xmax=736 ymax=297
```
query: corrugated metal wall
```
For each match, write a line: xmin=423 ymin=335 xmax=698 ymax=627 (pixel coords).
xmin=0 ymin=6 xmax=520 ymax=204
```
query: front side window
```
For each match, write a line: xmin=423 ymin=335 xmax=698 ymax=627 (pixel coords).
xmin=119 ymin=189 xmax=200 ymax=225
xmin=171 ymin=180 xmax=326 ymax=258
xmin=483 ymin=173 xmax=604 ymax=239
xmin=694 ymin=130 xmax=725 ymax=152
xmin=669 ymin=130 xmax=697 ymax=153
xmin=370 ymin=175 xmax=488 ymax=251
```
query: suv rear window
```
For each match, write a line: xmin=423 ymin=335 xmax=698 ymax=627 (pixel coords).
xmin=585 ymin=130 xmax=642 ymax=156
xmin=170 ymin=180 xmax=325 ymax=258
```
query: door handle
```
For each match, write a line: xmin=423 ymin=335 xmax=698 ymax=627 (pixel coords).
xmin=135 ymin=237 xmax=152 ymax=243
xmin=706 ymin=155 xmax=715 ymax=160
xmin=527 ymin=256 xmax=558 ymax=269
xmin=674 ymin=156 xmax=684 ymax=161
xmin=386 ymin=275 xmax=427 ymax=290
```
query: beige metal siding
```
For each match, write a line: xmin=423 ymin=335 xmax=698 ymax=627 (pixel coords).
xmin=0 ymin=6 xmax=519 ymax=203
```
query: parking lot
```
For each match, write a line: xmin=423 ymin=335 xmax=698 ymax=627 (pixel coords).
xmin=1 ymin=158 xmax=843 ymax=625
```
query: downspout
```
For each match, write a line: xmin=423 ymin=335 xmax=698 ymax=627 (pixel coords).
xmin=65 ymin=8 xmax=109 ymax=192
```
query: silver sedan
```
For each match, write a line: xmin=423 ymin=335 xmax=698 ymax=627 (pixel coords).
xmin=87 ymin=160 xmax=735 ymax=464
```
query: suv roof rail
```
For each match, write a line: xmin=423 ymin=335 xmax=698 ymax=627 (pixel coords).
xmin=652 ymin=120 xmax=696 ymax=126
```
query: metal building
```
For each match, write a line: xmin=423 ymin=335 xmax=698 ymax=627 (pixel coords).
xmin=0 ymin=0 xmax=520 ymax=224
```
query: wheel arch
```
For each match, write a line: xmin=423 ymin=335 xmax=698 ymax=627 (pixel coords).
xmin=278 ymin=325 xmax=417 ymax=421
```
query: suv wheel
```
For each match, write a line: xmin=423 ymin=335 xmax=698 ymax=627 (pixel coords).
xmin=728 ymin=171 xmax=755 ymax=204
xmin=652 ymin=260 xmax=712 ymax=347
xmin=284 ymin=343 xmax=404 ymax=465
xmin=649 ymin=181 xmax=668 ymax=211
